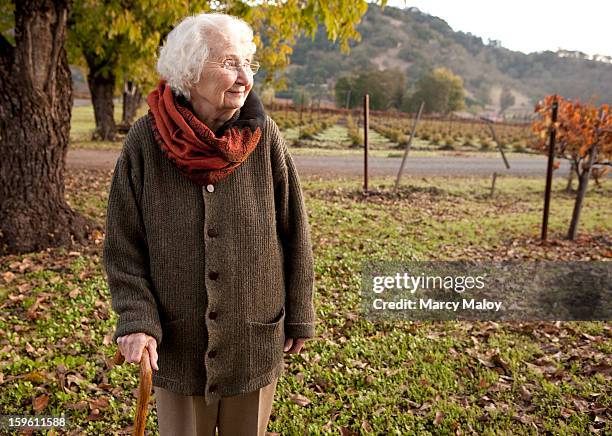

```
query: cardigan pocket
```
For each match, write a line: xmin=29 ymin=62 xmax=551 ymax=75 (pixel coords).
xmin=247 ymin=306 xmax=285 ymax=379
xmin=156 ymin=318 xmax=186 ymax=381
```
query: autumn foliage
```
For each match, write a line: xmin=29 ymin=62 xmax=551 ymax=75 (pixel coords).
xmin=531 ymin=95 xmax=611 ymax=177
xmin=531 ymin=95 xmax=611 ymax=240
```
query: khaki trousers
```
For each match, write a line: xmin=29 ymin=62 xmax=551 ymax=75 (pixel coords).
xmin=154 ymin=377 xmax=278 ymax=436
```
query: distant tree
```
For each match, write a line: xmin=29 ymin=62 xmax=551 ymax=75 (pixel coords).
xmin=499 ymin=87 xmax=515 ymax=115
xmin=291 ymin=87 xmax=313 ymax=108
xmin=335 ymin=76 xmax=354 ymax=108
xmin=404 ymin=67 xmax=465 ymax=114
xmin=531 ymin=96 xmax=611 ymax=240
xmin=487 ymin=38 xmax=502 ymax=48
xmin=67 ymin=1 xmax=210 ymax=141
xmin=334 ymin=68 xmax=405 ymax=110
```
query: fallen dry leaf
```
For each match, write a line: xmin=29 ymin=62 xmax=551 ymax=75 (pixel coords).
xmin=89 ymin=396 xmax=110 ymax=410
xmin=361 ymin=420 xmax=373 ymax=432
xmin=2 ymin=271 xmax=16 ymax=283
xmin=519 ymin=385 xmax=532 ymax=402
xmin=87 ymin=408 xmax=102 ymax=421
xmin=33 ymin=394 xmax=49 ymax=412
xmin=290 ymin=393 xmax=311 ymax=407
xmin=65 ymin=400 xmax=88 ymax=411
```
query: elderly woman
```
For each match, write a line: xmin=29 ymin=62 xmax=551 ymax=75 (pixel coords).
xmin=102 ymin=12 xmax=315 ymax=435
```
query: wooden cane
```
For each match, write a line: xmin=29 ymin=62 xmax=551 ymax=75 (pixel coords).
xmin=114 ymin=348 xmax=153 ymax=436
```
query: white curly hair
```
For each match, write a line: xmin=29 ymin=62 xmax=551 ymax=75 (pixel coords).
xmin=156 ymin=13 xmax=257 ymax=100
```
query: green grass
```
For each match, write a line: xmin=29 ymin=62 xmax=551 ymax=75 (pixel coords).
xmin=70 ymin=104 xmax=147 ymax=150
xmin=1 ymin=171 xmax=609 ymax=434
xmin=70 ymin=105 xmax=122 ymax=140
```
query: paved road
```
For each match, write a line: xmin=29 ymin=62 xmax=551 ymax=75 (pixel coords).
xmin=291 ymin=155 xmax=575 ymax=178
xmin=66 ymin=149 xmax=594 ymax=178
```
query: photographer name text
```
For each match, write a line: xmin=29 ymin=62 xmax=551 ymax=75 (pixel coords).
xmin=372 ymin=298 xmax=502 ymax=312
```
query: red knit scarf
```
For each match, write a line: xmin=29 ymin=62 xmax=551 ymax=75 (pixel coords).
xmin=146 ymin=80 xmax=265 ymax=185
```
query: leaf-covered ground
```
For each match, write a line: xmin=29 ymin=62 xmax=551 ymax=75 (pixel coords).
xmin=0 ymin=170 xmax=610 ymax=435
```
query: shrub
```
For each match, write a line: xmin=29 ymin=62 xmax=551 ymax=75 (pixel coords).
xmin=513 ymin=141 xmax=527 ymax=153
xmin=299 ymin=125 xmax=318 ymax=140
xmin=347 ymin=116 xmax=363 ymax=147
xmin=480 ymin=139 xmax=494 ymax=150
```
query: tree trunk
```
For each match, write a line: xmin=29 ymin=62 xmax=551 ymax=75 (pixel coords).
xmin=567 ymin=169 xmax=589 ymax=241
xmin=567 ymin=145 xmax=599 ymax=241
xmin=566 ymin=162 xmax=576 ymax=192
xmin=121 ymin=79 xmax=142 ymax=127
xmin=0 ymin=0 xmax=99 ymax=255
xmin=567 ymin=146 xmax=598 ymax=241
xmin=86 ymin=59 xmax=117 ymax=141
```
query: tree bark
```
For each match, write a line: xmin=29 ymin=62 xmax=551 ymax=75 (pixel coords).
xmin=567 ymin=146 xmax=598 ymax=241
xmin=0 ymin=0 xmax=99 ymax=255
xmin=120 ymin=79 xmax=142 ymax=128
xmin=567 ymin=169 xmax=589 ymax=241
xmin=85 ymin=55 xmax=117 ymax=141
xmin=566 ymin=162 xmax=576 ymax=192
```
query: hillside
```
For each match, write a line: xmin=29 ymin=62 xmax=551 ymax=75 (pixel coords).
xmin=284 ymin=4 xmax=612 ymax=114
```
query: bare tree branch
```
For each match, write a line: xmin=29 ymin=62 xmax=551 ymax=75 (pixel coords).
xmin=572 ymin=156 xmax=583 ymax=178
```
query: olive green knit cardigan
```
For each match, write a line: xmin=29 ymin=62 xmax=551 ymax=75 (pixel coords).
xmin=103 ymin=114 xmax=315 ymax=403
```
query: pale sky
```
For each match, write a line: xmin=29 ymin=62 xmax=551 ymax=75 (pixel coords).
xmin=384 ymin=0 xmax=611 ymax=57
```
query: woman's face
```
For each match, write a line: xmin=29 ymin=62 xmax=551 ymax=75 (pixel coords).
xmin=190 ymin=43 xmax=254 ymax=116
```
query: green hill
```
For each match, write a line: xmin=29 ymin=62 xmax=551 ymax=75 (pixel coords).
xmin=283 ymin=4 xmax=612 ymax=114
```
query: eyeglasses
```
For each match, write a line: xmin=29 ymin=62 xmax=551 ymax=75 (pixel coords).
xmin=205 ymin=59 xmax=260 ymax=75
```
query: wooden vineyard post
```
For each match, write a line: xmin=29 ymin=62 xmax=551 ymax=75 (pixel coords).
xmin=394 ymin=101 xmax=425 ymax=192
xmin=490 ymin=172 xmax=497 ymax=198
xmin=364 ymin=94 xmax=369 ymax=194
xmin=482 ymin=119 xmax=510 ymax=170
xmin=541 ymin=98 xmax=558 ymax=241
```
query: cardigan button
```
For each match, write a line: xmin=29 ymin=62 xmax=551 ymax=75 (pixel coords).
xmin=209 ymin=271 xmax=219 ymax=280
xmin=206 ymin=184 xmax=215 ymax=193
xmin=208 ymin=311 xmax=218 ymax=320
xmin=209 ymin=384 xmax=217 ymax=393
xmin=207 ymin=228 xmax=219 ymax=238
xmin=208 ymin=350 xmax=217 ymax=358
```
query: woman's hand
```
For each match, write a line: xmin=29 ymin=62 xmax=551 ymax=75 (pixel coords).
xmin=117 ymin=333 xmax=159 ymax=371
xmin=283 ymin=338 xmax=306 ymax=354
